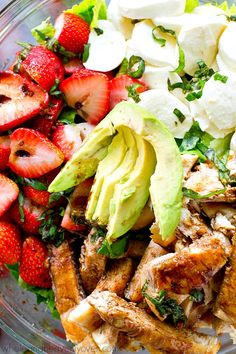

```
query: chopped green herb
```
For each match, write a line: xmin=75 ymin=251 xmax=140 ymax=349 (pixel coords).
xmin=31 ymin=17 xmax=55 ymax=44
xmin=47 ymin=37 xmax=76 ymax=59
xmin=204 ymin=148 xmax=230 ymax=184
xmin=38 ymin=207 xmax=65 ymax=247
xmin=179 ymin=122 xmax=203 ymax=152
xmin=90 ymin=226 xmax=106 ymax=242
xmin=82 ymin=43 xmax=91 ymax=63
xmin=117 ymin=57 xmax=129 ymax=76
xmin=49 ymin=78 xmax=61 ymax=96
xmin=227 ymin=14 xmax=236 ymax=21
xmin=58 ymin=108 xmax=78 ymax=124
xmin=173 ymin=108 xmax=186 ymax=123
xmin=126 ymin=83 xmax=142 ymax=103
xmin=182 ymin=187 xmax=226 ymax=199
xmin=214 ymin=73 xmax=228 ymax=83
xmin=189 ymin=289 xmax=204 ymax=303
xmin=127 ymin=55 xmax=145 ymax=79
xmin=98 ymin=234 xmax=129 ymax=259
xmin=142 ymin=283 xmax=186 ymax=326
xmin=152 ymin=26 xmax=166 ymax=47
xmin=94 ymin=27 xmax=103 ymax=35
xmin=18 ymin=191 xmax=25 ymax=222
xmin=24 ymin=178 xmax=47 ymax=191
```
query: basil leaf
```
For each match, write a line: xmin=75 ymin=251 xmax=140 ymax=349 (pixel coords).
xmin=189 ymin=289 xmax=204 ymax=303
xmin=94 ymin=27 xmax=103 ymax=35
xmin=214 ymin=73 xmax=228 ymax=83
xmin=185 ymin=0 xmax=199 ymax=12
xmin=18 ymin=191 xmax=25 ymax=222
xmin=179 ymin=122 xmax=203 ymax=151
xmin=152 ymin=26 xmax=166 ymax=47
xmin=82 ymin=43 xmax=91 ymax=63
xmin=24 ymin=178 xmax=47 ymax=191
xmin=126 ymin=83 xmax=142 ymax=103
xmin=117 ymin=57 xmax=129 ymax=76
xmin=31 ymin=17 xmax=55 ymax=44
xmin=49 ymin=78 xmax=61 ymax=96
xmin=128 ymin=55 xmax=145 ymax=79
xmin=182 ymin=187 xmax=226 ymax=199
xmin=58 ymin=108 xmax=78 ymax=124
xmin=98 ymin=235 xmax=129 ymax=259
xmin=173 ymin=108 xmax=186 ymax=123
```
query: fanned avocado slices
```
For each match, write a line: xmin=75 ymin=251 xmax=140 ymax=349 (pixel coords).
xmin=49 ymin=102 xmax=183 ymax=240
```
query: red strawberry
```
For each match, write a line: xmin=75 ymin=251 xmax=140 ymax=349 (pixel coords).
xmin=0 ymin=136 xmax=11 ymax=170
xmin=109 ymin=74 xmax=148 ymax=109
xmin=61 ymin=204 xmax=86 ymax=232
xmin=9 ymin=128 xmax=64 ymax=178
xmin=10 ymin=197 xmax=45 ymax=235
xmin=0 ymin=174 xmax=19 ymax=217
xmin=23 ymin=186 xmax=51 ymax=207
xmin=31 ymin=97 xmax=63 ymax=137
xmin=21 ymin=46 xmax=65 ymax=92
xmin=60 ymin=69 xmax=110 ymax=125
xmin=54 ymin=12 xmax=90 ymax=54
xmin=0 ymin=262 xmax=9 ymax=278
xmin=52 ymin=122 xmax=94 ymax=161
xmin=0 ymin=71 xmax=49 ymax=133
xmin=64 ymin=58 xmax=84 ymax=75
xmin=0 ymin=221 xmax=21 ymax=265
xmin=19 ymin=236 xmax=51 ymax=288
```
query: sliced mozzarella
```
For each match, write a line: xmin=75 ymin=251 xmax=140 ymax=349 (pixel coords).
xmin=178 ymin=19 xmax=226 ymax=76
xmin=107 ymin=0 xmax=134 ymax=40
xmin=116 ymin=0 xmax=185 ymax=19
xmin=141 ymin=65 xmax=187 ymax=104
xmin=193 ymin=4 xmax=226 ymax=17
xmin=84 ymin=20 xmax=126 ymax=72
xmin=218 ymin=23 xmax=236 ymax=73
xmin=200 ymin=74 xmax=236 ymax=131
xmin=131 ymin=20 xmax=179 ymax=68
xmin=138 ymin=89 xmax=192 ymax=138
xmin=190 ymin=98 xmax=234 ymax=138
xmin=153 ymin=13 xmax=198 ymax=34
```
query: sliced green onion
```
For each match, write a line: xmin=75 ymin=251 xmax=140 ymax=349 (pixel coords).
xmin=173 ymin=108 xmax=186 ymax=123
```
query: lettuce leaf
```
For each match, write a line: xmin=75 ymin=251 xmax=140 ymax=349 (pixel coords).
xmin=66 ymin=0 xmax=107 ymax=27
xmin=216 ymin=1 xmax=236 ymax=15
xmin=31 ymin=17 xmax=55 ymax=44
xmin=185 ymin=0 xmax=199 ymax=13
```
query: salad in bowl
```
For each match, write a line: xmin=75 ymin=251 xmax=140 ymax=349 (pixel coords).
xmin=0 ymin=0 xmax=236 ymax=353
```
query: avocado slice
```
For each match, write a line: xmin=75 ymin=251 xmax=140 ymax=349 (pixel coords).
xmin=49 ymin=102 xmax=183 ymax=240
xmin=91 ymin=127 xmax=138 ymax=226
xmin=86 ymin=131 xmax=127 ymax=220
xmin=107 ymin=132 xmax=156 ymax=241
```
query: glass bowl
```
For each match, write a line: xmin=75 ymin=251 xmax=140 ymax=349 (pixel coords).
xmin=0 ymin=1 xmax=235 ymax=353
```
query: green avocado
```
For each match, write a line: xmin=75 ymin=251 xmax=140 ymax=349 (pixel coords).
xmin=49 ymin=102 xmax=183 ymax=240
xmin=107 ymin=132 xmax=156 ymax=242
xmin=91 ymin=127 xmax=138 ymax=226
xmin=86 ymin=130 xmax=128 ymax=220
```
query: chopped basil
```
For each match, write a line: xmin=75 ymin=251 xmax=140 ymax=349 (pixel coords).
xmin=154 ymin=25 xmax=175 ymax=37
xmin=127 ymin=55 xmax=145 ymax=79
xmin=18 ymin=191 xmax=25 ymax=222
xmin=90 ymin=226 xmax=106 ymax=242
xmin=24 ymin=178 xmax=47 ymax=191
xmin=58 ymin=108 xmax=78 ymax=124
xmin=82 ymin=43 xmax=91 ymax=63
xmin=214 ymin=73 xmax=228 ymax=83
xmin=189 ymin=289 xmax=204 ymax=303
xmin=152 ymin=26 xmax=166 ymax=47
xmin=179 ymin=122 xmax=204 ymax=152
xmin=117 ymin=57 xmax=129 ymax=76
xmin=94 ymin=27 xmax=103 ymax=35
xmin=97 ymin=234 xmax=129 ymax=259
xmin=49 ymin=79 xmax=61 ymax=96
xmin=142 ymin=283 xmax=186 ymax=326
xmin=227 ymin=14 xmax=236 ymax=21
xmin=182 ymin=187 xmax=226 ymax=199
xmin=186 ymin=91 xmax=203 ymax=101
xmin=173 ymin=108 xmax=186 ymax=123
xmin=126 ymin=83 xmax=142 ymax=103
xmin=38 ymin=207 xmax=65 ymax=247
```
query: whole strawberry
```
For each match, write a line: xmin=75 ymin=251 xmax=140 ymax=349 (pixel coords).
xmin=19 ymin=236 xmax=51 ymax=288
xmin=21 ymin=46 xmax=65 ymax=92
xmin=0 ymin=221 xmax=21 ymax=265
xmin=54 ymin=12 xmax=90 ymax=54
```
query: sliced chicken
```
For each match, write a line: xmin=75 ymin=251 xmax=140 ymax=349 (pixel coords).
xmin=74 ymin=334 xmax=103 ymax=354
xmin=117 ymin=332 xmax=143 ymax=352
xmin=125 ymin=241 xmax=167 ymax=302
xmin=141 ymin=234 xmax=230 ymax=296
xmin=124 ymin=239 xmax=148 ymax=258
xmin=214 ymin=234 xmax=236 ymax=324
xmin=62 ymin=258 xmax=135 ymax=343
xmin=92 ymin=323 xmax=119 ymax=353
xmin=184 ymin=163 xmax=224 ymax=195
xmin=79 ymin=228 xmax=107 ymax=294
xmin=181 ymin=154 xmax=198 ymax=179
xmin=88 ymin=290 xmax=220 ymax=354
xmin=49 ymin=240 xmax=85 ymax=315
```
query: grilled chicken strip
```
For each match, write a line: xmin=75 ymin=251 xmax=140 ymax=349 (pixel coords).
xmin=79 ymin=228 xmax=107 ymax=294
xmin=62 ymin=258 xmax=135 ymax=343
xmin=124 ymin=239 xmax=148 ymax=258
xmin=92 ymin=323 xmax=119 ymax=353
xmin=214 ymin=234 xmax=236 ymax=324
xmin=88 ymin=290 xmax=220 ymax=354
xmin=49 ymin=240 xmax=85 ymax=315
xmin=74 ymin=334 xmax=103 ymax=354
xmin=141 ymin=234 xmax=231 ymax=296
xmin=181 ymin=154 xmax=198 ymax=179
xmin=125 ymin=241 xmax=167 ymax=302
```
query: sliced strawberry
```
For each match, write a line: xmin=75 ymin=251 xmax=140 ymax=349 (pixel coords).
xmin=19 ymin=236 xmax=51 ymax=288
xmin=30 ymin=97 xmax=63 ymax=137
xmin=21 ymin=46 xmax=65 ymax=92
xmin=54 ymin=12 xmax=90 ymax=54
xmin=60 ymin=69 xmax=110 ymax=125
xmin=38 ymin=167 xmax=61 ymax=187
xmin=102 ymin=71 xmax=115 ymax=80
xmin=64 ymin=58 xmax=84 ymax=75
xmin=52 ymin=122 xmax=94 ymax=161
xmin=0 ymin=136 xmax=11 ymax=170
xmin=0 ymin=71 xmax=49 ymax=133
xmin=0 ymin=221 xmax=21 ymax=265
xmin=23 ymin=186 xmax=51 ymax=207
xmin=109 ymin=74 xmax=148 ymax=109
xmin=9 ymin=128 xmax=64 ymax=178
xmin=61 ymin=178 xmax=93 ymax=232
xmin=10 ymin=197 xmax=45 ymax=235
xmin=0 ymin=174 xmax=19 ymax=217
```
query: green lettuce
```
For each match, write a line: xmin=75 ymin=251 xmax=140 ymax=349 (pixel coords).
xmin=66 ymin=0 xmax=107 ymax=27
xmin=31 ymin=17 xmax=55 ymax=44
xmin=185 ymin=0 xmax=199 ymax=13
